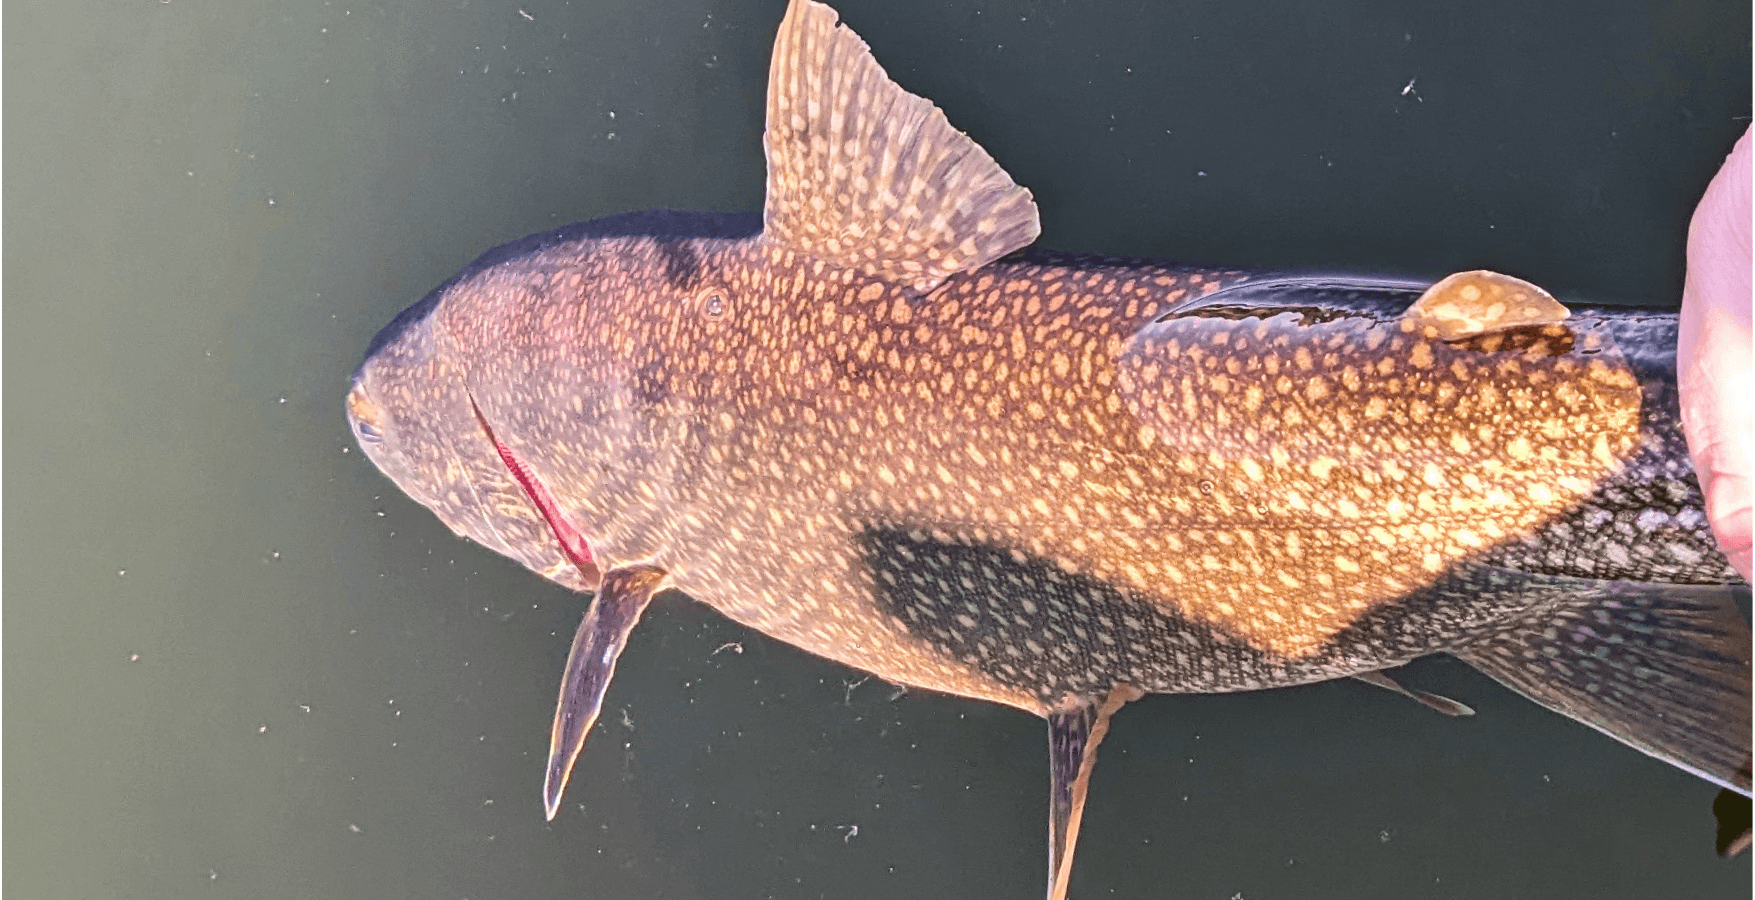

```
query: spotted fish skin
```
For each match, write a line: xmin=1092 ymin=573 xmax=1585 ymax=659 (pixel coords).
xmin=355 ymin=212 xmax=1730 ymax=714
xmin=348 ymin=0 xmax=1750 ymax=886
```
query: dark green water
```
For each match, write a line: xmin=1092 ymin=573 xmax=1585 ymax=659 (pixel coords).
xmin=5 ymin=1 xmax=1749 ymax=897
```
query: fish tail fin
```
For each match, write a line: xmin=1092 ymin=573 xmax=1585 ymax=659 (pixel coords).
xmin=1454 ymin=581 xmax=1751 ymax=797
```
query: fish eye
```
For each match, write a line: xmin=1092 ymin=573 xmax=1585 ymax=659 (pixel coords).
xmin=704 ymin=292 xmax=725 ymax=317
xmin=356 ymin=420 xmax=384 ymax=442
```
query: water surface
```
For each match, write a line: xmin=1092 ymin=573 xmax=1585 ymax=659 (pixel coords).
xmin=5 ymin=0 xmax=1749 ymax=897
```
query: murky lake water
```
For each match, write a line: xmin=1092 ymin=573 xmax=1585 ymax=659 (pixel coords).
xmin=6 ymin=0 xmax=1749 ymax=897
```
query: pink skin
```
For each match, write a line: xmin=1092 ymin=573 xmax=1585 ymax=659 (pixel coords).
xmin=1679 ymin=125 xmax=1753 ymax=581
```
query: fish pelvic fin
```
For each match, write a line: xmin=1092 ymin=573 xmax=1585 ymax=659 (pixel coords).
xmin=1352 ymin=669 xmax=1476 ymax=717
xmin=762 ymin=0 xmax=1040 ymax=293
xmin=543 ymin=563 xmax=669 ymax=821
xmin=1454 ymin=580 xmax=1751 ymax=799
xmin=1046 ymin=684 xmax=1142 ymax=900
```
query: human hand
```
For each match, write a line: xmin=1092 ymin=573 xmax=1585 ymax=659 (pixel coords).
xmin=1679 ymin=125 xmax=1752 ymax=582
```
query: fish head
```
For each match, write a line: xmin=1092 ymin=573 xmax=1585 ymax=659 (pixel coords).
xmin=347 ymin=212 xmax=771 ymax=589
xmin=348 ymin=275 xmax=596 ymax=589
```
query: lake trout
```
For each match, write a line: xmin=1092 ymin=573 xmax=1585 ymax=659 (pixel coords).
xmin=345 ymin=1 xmax=1751 ymax=894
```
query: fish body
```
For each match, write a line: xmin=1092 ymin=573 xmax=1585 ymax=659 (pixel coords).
xmin=365 ymin=223 xmax=1728 ymax=704
xmin=347 ymin=0 xmax=1750 ymax=892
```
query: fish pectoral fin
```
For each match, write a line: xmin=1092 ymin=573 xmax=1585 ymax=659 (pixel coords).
xmin=544 ymin=563 xmax=669 ymax=821
xmin=1404 ymin=270 xmax=1570 ymax=340
xmin=761 ymin=0 xmax=1039 ymax=293
xmin=1046 ymin=684 xmax=1143 ymax=900
xmin=1351 ymin=670 xmax=1476 ymax=717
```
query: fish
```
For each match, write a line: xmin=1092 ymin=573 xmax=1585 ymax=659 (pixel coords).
xmin=344 ymin=0 xmax=1752 ymax=895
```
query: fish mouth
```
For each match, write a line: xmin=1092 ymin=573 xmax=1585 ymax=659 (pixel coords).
xmin=345 ymin=381 xmax=385 ymax=444
xmin=466 ymin=391 xmax=604 ymax=590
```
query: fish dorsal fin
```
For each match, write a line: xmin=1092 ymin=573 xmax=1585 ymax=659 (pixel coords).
xmin=762 ymin=0 xmax=1040 ymax=293
xmin=1404 ymin=270 xmax=1570 ymax=340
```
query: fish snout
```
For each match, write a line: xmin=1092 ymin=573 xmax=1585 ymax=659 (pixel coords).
xmin=348 ymin=299 xmax=442 ymax=453
xmin=346 ymin=379 xmax=385 ymax=445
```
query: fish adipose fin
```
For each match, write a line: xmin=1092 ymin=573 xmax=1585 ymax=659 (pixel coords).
xmin=1046 ymin=685 xmax=1142 ymax=900
xmin=1453 ymin=579 xmax=1751 ymax=799
xmin=1352 ymin=670 xmax=1476 ymax=717
xmin=543 ymin=563 xmax=670 ymax=821
xmin=762 ymin=0 xmax=1040 ymax=293
xmin=1404 ymin=270 xmax=1570 ymax=340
